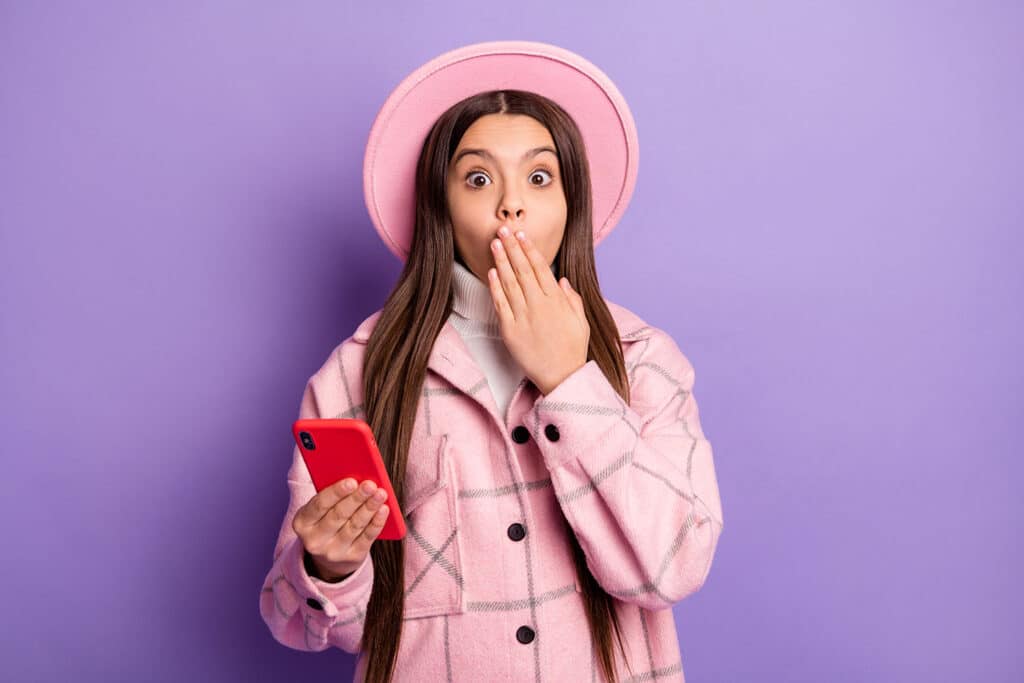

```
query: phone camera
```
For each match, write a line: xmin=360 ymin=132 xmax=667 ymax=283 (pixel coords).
xmin=300 ymin=431 xmax=316 ymax=450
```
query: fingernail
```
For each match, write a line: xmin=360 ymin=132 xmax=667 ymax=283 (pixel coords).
xmin=515 ymin=230 xmax=526 ymax=241
xmin=361 ymin=481 xmax=376 ymax=494
xmin=492 ymin=239 xmax=503 ymax=251
xmin=498 ymin=226 xmax=510 ymax=237
xmin=374 ymin=489 xmax=387 ymax=501
xmin=343 ymin=479 xmax=356 ymax=492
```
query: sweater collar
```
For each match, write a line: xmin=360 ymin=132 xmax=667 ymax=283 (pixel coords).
xmin=450 ymin=258 xmax=558 ymax=325
xmin=451 ymin=259 xmax=498 ymax=326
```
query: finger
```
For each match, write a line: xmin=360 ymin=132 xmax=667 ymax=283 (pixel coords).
xmin=349 ymin=503 xmax=390 ymax=555
xmin=561 ymin=278 xmax=585 ymax=318
xmin=514 ymin=230 xmax=558 ymax=296
xmin=304 ymin=480 xmax=378 ymax=550
xmin=487 ymin=267 xmax=514 ymax=324
xmin=295 ymin=477 xmax=358 ymax=529
xmin=332 ymin=485 xmax=388 ymax=544
xmin=501 ymin=228 xmax=543 ymax=300
xmin=491 ymin=236 xmax=527 ymax=319
xmin=322 ymin=479 xmax=381 ymax=532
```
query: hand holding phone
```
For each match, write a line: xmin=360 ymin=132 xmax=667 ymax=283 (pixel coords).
xmin=291 ymin=476 xmax=389 ymax=581
xmin=291 ymin=418 xmax=407 ymax=582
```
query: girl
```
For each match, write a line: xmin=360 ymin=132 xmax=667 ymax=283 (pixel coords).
xmin=260 ymin=41 xmax=724 ymax=683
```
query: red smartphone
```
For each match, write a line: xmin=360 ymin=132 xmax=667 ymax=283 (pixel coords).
xmin=291 ymin=418 xmax=406 ymax=540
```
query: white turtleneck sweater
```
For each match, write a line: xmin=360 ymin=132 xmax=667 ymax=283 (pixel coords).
xmin=448 ymin=259 xmax=529 ymax=418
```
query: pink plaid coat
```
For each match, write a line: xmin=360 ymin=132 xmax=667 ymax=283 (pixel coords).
xmin=260 ymin=299 xmax=725 ymax=682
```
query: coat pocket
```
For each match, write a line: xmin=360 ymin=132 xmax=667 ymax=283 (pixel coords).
xmin=401 ymin=433 xmax=465 ymax=620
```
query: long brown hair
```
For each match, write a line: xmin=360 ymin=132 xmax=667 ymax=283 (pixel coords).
xmin=360 ymin=89 xmax=635 ymax=682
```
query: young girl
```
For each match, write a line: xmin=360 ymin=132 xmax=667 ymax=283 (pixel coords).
xmin=260 ymin=41 xmax=724 ymax=683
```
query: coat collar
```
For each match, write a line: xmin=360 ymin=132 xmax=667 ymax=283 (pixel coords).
xmin=349 ymin=299 xmax=654 ymax=424
xmin=350 ymin=311 xmax=509 ymax=421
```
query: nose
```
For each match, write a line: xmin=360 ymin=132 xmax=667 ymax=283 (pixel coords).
xmin=497 ymin=181 xmax=526 ymax=224
xmin=500 ymin=206 xmax=524 ymax=221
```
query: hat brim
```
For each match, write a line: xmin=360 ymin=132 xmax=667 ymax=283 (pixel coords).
xmin=362 ymin=40 xmax=639 ymax=262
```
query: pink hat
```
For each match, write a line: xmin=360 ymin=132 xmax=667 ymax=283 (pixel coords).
xmin=362 ymin=40 xmax=640 ymax=262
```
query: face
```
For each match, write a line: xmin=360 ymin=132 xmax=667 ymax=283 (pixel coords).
xmin=446 ymin=114 xmax=568 ymax=282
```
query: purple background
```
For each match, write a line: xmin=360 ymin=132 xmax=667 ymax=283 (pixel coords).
xmin=2 ymin=2 xmax=1020 ymax=681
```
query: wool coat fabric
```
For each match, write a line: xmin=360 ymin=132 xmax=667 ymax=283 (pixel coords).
xmin=259 ymin=299 xmax=725 ymax=682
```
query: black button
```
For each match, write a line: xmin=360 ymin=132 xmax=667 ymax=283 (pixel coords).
xmin=511 ymin=425 xmax=530 ymax=443
xmin=306 ymin=597 xmax=324 ymax=611
xmin=507 ymin=523 xmax=526 ymax=541
xmin=544 ymin=424 xmax=560 ymax=442
xmin=516 ymin=625 xmax=535 ymax=644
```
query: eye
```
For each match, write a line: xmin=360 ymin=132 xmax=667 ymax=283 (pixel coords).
xmin=466 ymin=171 xmax=491 ymax=188
xmin=529 ymin=169 xmax=554 ymax=186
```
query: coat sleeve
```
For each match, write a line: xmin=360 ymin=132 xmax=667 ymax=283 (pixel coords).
xmin=259 ymin=375 xmax=375 ymax=653
xmin=529 ymin=328 xmax=725 ymax=611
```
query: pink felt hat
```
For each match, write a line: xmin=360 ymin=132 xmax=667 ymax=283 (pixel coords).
xmin=362 ymin=40 xmax=640 ymax=262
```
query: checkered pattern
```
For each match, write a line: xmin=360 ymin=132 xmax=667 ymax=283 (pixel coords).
xmin=260 ymin=300 xmax=724 ymax=682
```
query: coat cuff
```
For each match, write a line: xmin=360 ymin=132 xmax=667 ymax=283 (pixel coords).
xmin=529 ymin=360 xmax=636 ymax=471
xmin=280 ymin=536 xmax=373 ymax=619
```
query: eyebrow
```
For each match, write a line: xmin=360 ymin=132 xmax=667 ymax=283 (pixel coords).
xmin=452 ymin=146 xmax=558 ymax=166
